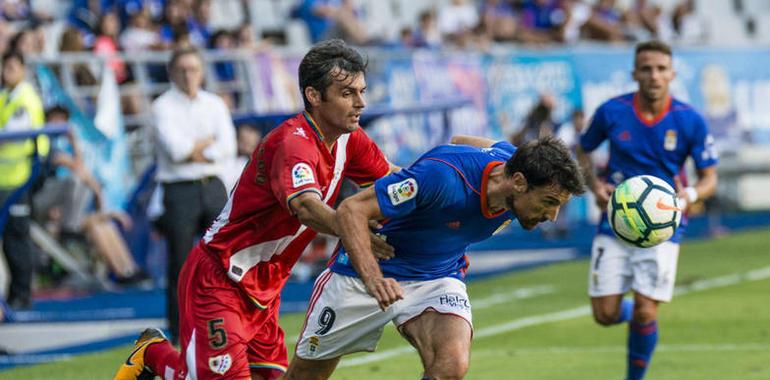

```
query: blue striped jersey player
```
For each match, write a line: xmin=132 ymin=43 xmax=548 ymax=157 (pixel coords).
xmin=286 ymin=135 xmax=585 ymax=380
xmin=577 ymin=40 xmax=719 ymax=380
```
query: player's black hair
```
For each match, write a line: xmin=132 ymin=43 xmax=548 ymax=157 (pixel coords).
xmin=299 ymin=39 xmax=368 ymax=110
xmin=634 ymin=40 xmax=672 ymax=64
xmin=504 ymin=135 xmax=585 ymax=195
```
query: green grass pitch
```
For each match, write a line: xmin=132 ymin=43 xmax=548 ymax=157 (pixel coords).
xmin=2 ymin=228 xmax=769 ymax=379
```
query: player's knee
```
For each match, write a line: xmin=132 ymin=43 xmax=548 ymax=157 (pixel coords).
xmin=592 ymin=306 xmax=622 ymax=326
xmin=633 ymin=304 xmax=657 ymax=324
xmin=428 ymin=344 xmax=469 ymax=379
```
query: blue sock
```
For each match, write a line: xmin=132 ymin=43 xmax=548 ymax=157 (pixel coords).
xmin=616 ymin=298 xmax=634 ymax=324
xmin=627 ymin=320 xmax=658 ymax=380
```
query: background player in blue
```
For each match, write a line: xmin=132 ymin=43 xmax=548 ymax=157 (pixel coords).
xmin=577 ymin=40 xmax=719 ymax=380
xmin=286 ymin=135 xmax=584 ymax=380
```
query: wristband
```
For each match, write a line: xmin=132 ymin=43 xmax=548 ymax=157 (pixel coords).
xmin=684 ymin=186 xmax=698 ymax=204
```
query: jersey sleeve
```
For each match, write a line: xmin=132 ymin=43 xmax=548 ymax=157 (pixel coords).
xmin=490 ymin=140 xmax=517 ymax=159
xmin=269 ymin=138 xmax=323 ymax=211
xmin=688 ymin=112 xmax=719 ymax=169
xmin=344 ymin=129 xmax=390 ymax=187
xmin=580 ymin=103 xmax=611 ymax=152
xmin=373 ymin=158 xmax=454 ymax=219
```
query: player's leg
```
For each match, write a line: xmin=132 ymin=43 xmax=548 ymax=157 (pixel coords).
xmin=287 ymin=270 xmax=394 ymax=380
xmin=588 ymin=235 xmax=634 ymax=325
xmin=394 ymin=277 xmax=473 ymax=379
xmin=400 ymin=311 xmax=472 ymax=380
xmin=625 ymin=241 xmax=679 ymax=380
xmin=245 ymin=298 xmax=291 ymax=380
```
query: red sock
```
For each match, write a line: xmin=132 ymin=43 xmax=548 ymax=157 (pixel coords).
xmin=145 ymin=341 xmax=181 ymax=379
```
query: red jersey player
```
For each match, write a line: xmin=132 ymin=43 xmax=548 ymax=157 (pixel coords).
xmin=114 ymin=39 xmax=395 ymax=380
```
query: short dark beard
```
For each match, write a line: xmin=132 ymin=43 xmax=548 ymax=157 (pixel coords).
xmin=505 ymin=195 xmax=515 ymax=214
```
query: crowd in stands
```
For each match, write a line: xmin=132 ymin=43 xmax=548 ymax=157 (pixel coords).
xmin=0 ymin=1 xmax=762 ymax=69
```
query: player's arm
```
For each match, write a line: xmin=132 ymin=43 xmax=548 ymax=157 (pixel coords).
xmin=336 ymin=187 xmax=403 ymax=310
xmin=289 ymin=192 xmax=394 ymax=259
xmin=450 ymin=135 xmax=496 ymax=148
xmin=577 ymin=145 xmax=614 ymax=210
xmin=676 ymin=165 xmax=718 ymax=211
xmin=289 ymin=192 xmax=337 ymax=235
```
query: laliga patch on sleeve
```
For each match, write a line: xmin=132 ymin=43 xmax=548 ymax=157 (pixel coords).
xmin=387 ymin=178 xmax=418 ymax=206
xmin=292 ymin=163 xmax=316 ymax=188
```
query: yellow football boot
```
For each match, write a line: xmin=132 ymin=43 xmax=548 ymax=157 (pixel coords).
xmin=114 ymin=328 xmax=167 ymax=380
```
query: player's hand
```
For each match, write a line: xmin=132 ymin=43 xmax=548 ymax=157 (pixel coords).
xmin=370 ymin=232 xmax=394 ymax=260
xmin=364 ymin=277 xmax=403 ymax=311
xmin=368 ymin=220 xmax=394 ymax=260
xmin=593 ymin=181 xmax=615 ymax=211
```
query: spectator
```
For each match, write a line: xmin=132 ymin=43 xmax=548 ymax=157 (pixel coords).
xmin=518 ymin=0 xmax=566 ymax=44
xmin=222 ymin=123 xmax=262 ymax=193
xmin=437 ymin=0 xmax=479 ymax=46
xmin=671 ymin=0 xmax=705 ymax=43
xmin=152 ymin=47 xmax=235 ymax=343
xmin=158 ymin=0 xmax=190 ymax=48
xmin=295 ymin=0 xmax=368 ymax=45
xmin=187 ymin=0 xmax=212 ymax=48
xmin=9 ymin=27 xmax=39 ymax=58
xmin=582 ymin=0 xmax=627 ymax=42
xmin=413 ymin=9 xmax=442 ymax=48
xmin=480 ymin=0 xmax=518 ymax=42
xmin=235 ymin=23 xmax=269 ymax=52
xmin=624 ymin=0 xmax=667 ymax=41
xmin=93 ymin=11 xmax=128 ymax=83
xmin=209 ymin=29 xmax=235 ymax=81
xmin=1 ymin=0 xmax=30 ymax=21
xmin=511 ymin=93 xmax=557 ymax=146
xmin=559 ymin=0 xmax=592 ymax=44
xmin=119 ymin=10 xmax=161 ymax=52
xmin=0 ymin=22 xmax=14 ymax=55
xmin=0 ymin=50 xmax=48 ymax=310
xmin=58 ymin=27 xmax=97 ymax=87
xmin=34 ymin=106 xmax=149 ymax=285
xmin=556 ymin=108 xmax=585 ymax=153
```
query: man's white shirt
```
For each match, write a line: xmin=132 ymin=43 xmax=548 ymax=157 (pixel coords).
xmin=152 ymin=86 xmax=236 ymax=183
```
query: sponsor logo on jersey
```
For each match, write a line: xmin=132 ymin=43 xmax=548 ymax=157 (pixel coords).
xmin=439 ymin=294 xmax=470 ymax=311
xmin=664 ymin=129 xmax=677 ymax=151
xmin=292 ymin=163 xmax=315 ymax=188
xmin=387 ymin=178 xmax=418 ymax=205
xmin=293 ymin=127 xmax=308 ymax=139
xmin=445 ymin=221 xmax=461 ymax=230
xmin=208 ymin=354 xmax=232 ymax=375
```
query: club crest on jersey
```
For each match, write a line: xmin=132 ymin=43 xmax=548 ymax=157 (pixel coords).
xmin=388 ymin=178 xmax=418 ymax=205
xmin=292 ymin=163 xmax=315 ymax=188
xmin=664 ymin=129 xmax=677 ymax=151
xmin=208 ymin=354 xmax=232 ymax=375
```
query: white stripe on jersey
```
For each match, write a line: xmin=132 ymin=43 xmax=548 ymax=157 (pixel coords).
xmin=226 ymin=134 xmax=350 ymax=282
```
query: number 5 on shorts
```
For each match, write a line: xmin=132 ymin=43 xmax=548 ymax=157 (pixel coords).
xmin=208 ymin=318 xmax=227 ymax=349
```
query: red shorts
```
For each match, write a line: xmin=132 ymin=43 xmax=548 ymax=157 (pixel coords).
xmin=176 ymin=245 xmax=287 ymax=380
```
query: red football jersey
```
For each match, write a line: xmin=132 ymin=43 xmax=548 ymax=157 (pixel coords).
xmin=201 ymin=112 xmax=389 ymax=308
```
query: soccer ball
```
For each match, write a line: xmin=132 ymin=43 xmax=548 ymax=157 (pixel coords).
xmin=607 ymin=175 xmax=682 ymax=248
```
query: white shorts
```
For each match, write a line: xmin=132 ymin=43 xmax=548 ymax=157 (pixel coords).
xmin=295 ymin=269 xmax=473 ymax=360
xmin=588 ymin=234 xmax=680 ymax=302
